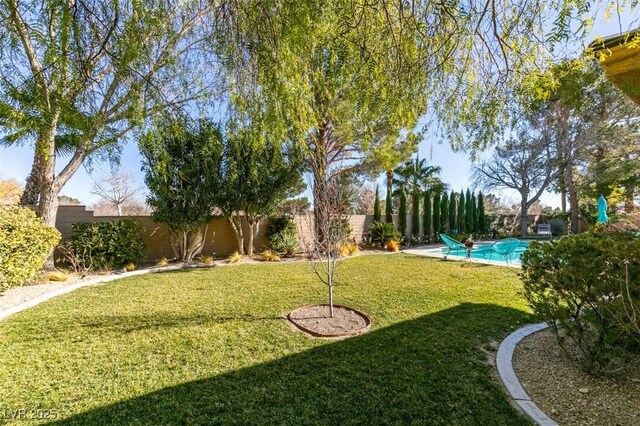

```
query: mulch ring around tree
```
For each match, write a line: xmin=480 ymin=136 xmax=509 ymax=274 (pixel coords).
xmin=287 ymin=304 xmax=371 ymax=338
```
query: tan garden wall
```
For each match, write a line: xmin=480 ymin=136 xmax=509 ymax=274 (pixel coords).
xmin=55 ymin=206 xmax=375 ymax=261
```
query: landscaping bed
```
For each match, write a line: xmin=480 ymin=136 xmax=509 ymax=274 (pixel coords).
xmin=0 ymin=254 xmax=533 ymax=425
xmin=513 ymin=328 xmax=640 ymax=426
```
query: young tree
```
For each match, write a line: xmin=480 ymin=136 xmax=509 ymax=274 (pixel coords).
xmin=448 ymin=191 xmax=457 ymax=231
xmin=90 ymin=172 xmax=141 ymax=216
xmin=440 ymin=192 xmax=449 ymax=233
xmin=0 ymin=0 xmax=217 ymax=268
xmin=458 ymin=190 xmax=466 ymax=233
xmin=399 ymin=189 xmax=408 ymax=241
xmin=302 ymin=175 xmax=350 ymax=318
xmin=140 ymin=118 xmax=223 ymax=262
xmin=423 ymin=191 xmax=432 ymax=243
xmin=473 ymin=138 xmax=558 ymax=236
xmin=373 ymin=185 xmax=382 ymax=222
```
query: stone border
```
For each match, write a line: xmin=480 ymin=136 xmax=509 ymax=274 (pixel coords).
xmin=496 ymin=322 xmax=558 ymax=426
xmin=287 ymin=304 xmax=371 ymax=338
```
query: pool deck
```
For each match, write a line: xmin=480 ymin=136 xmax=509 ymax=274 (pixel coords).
xmin=403 ymin=244 xmax=523 ymax=269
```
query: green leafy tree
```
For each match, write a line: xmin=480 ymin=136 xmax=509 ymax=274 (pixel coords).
xmin=0 ymin=0 xmax=216 ymax=257
xmin=412 ymin=191 xmax=421 ymax=241
xmin=399 ymin=189 xmax=408 ymax=241
xmin=385 ymin=190 xmax=394 ymax=225
xmin=373 ymin=185 xmax=382 ymax=222
xmin=458 ymin=190 xmax=466 ymax=233
xmin=433 ymin=192 xmax=441 ymax=239
xmin=423 ymin=191 xmax=432 ymax=243
xmin=139 ymin=118 xmax=223 ymax=262
xmin=472 ymin=192 xmax=479 ymax=233
xmin=440 ymin=192 xmax=449 ymax=234
xmin=478 ymin=192 xmax=487 ymax=234
xmin=448 ymin=191 xmax=457 ymax=231
xmin=465 ymin=189 xmax=473 ymax=233
xmin=218 ymin=120 xmax=303 ymax=256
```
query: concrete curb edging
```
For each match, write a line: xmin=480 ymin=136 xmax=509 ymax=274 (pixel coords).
xmin=496 ymin=322 xmax=558 ymax=426
xmin=0 ymin=264 xmax=192 ymax=322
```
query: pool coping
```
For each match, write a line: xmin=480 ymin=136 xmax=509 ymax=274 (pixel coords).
xmin=496 ymin=322 xmax=558 ymax=426
xmin=403 ymin=245 xmax=522 ymax=268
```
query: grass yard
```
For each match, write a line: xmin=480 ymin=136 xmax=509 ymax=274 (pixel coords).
xmin=0 ymin=254 xmax=535 ymax=425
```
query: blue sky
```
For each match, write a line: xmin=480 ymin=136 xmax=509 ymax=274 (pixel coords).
xmin=1 ymin=11 xmax=637 ymax=208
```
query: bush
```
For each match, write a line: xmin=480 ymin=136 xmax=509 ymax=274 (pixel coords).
xmin=0 ymin=206 xmax=61 ymax=290
xmin=67 ymin=219 xmax=145 ymax=270
xmin=267 ymin=216 xmax=298 ymax=256
xmin=549 ymin=218 xmax=566 ymax=236
xmin=520 ymin=231 xmax=640 ymax=374
xmin=368 ymin=221 xmax=399 ymax=247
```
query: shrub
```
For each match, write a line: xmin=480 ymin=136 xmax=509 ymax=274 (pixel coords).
xmin=156 ymin=257 xmax=170 ymax=267
xmin=201 ymin=255 xmax=215 ymax=264
xmin=339 ymin=242 xmax=359 ymax=257
xmin=227 ymin=251 xmax=243 ymax=263
xmin=549 ymin=218 xmax=566 ymax=236
xmin=260 ymin=250 xmax=281 ymax=262
xmin=67 ymin=219 xmax=145 ymax=270
xmin=520 ymin=231 xmax=640 ymax=374
xmin=267 ymin=216 xmax=298 ymax=255
xmin=0 ymin=206 xmax=61 ymax=291
xmin=386 ymin=240 xmax=400 ymax=252
xmin=368 ymin=221 xmax=398 ymax=248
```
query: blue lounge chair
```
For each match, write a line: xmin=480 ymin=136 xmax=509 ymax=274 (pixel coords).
xmin=439 ymin=234 xmax=467 ymax=260
xmin=476 ymin=238 xmax=521 ymax=264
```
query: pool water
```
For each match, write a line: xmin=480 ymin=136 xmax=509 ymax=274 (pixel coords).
xmin=440 ymin=240 xmax=531 ymax=266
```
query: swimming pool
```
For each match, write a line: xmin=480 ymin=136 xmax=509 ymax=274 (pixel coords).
xmin=408 ymin=239 xmax=532 ymax=267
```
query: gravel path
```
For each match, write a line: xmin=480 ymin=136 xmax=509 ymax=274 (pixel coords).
xmin=513 ymin=329 xmax=640 ymax=426
xmin=0 ymin=278 xmax=82 ymax=312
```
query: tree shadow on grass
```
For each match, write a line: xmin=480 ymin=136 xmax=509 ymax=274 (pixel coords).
xmin=51 ymin=303 xmax=533 ymax=426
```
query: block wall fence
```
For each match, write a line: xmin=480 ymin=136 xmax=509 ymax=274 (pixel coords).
xmin=54 ymin=205 xmax=376 ymax=260
xmin=54 ymin=206 xmax=552 ymax=261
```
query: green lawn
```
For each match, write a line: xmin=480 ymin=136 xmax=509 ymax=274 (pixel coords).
xmin=0 ymin=254 xmax=534 ymax=425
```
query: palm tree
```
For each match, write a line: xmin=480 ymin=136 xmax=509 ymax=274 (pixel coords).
xmin=393 ymin=156 xmax=446 ymax=196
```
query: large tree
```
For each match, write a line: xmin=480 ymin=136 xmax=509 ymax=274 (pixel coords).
xmin=473 ymin=137 xmax=558 ymax=236
xmin=0 ymin=0 xmax=217 ymax=261
xmin=218 ymin=117 xmax=303 ymax=256
xmin=140 ymin=118 xmax=223 ymax=262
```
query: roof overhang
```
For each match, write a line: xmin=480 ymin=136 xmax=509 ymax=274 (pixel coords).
xmin=589 ymin=29 xmax=640 ymax=105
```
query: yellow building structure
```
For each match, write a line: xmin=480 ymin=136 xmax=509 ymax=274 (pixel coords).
xmin=589 ymin=29 xmax=640 ymax=105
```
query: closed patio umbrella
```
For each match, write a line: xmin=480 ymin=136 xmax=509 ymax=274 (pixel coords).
xmin=597 ymin=195 xmax=608 ymax=224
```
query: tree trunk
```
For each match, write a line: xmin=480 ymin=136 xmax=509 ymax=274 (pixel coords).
xmin=246 ymin=218 xmax=260 ymax=257
xmin=227 ymin=215 xmax=245 ymax=255
xmin=386 ymin=169 xmax=393 ymax=223
xmin=560 ymin=189 xmax=567 ymax=213
xmin=520 ymin=198 xmax=529 ymax=237
xmin=328 ymin=279 xmax=334 ymax=318
xmin=566 ymin=166 xmax=579 ymax=234
xmin=20 ymin=151 xmax=43 ymax=206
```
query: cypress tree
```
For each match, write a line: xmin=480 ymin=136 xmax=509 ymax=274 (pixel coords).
xmin=448 ymin=191 xmax=456 ymax=231
xmin=412 ymin=190 xmax=420 ymax=240
xmin=458 ymin=189 xmax=465 ymax=233
xmin=385 ymin=189 xmax=393 ymax=224
xmin=433 ymin=192 xmax=441 ymax=238
xmin=465 ymin=188 xmax=473 ymax=232
xmin=472 ymin=191 xmax=479 ymax=233
xmin=440 ymin=191 xmax=449 ymax=233
xmin=399 ymin=188 xmax=407 ymax=240
xmin=478 ymin=192 xmax=486 ymax=235
xmin=423 ymin=190 xmax=432 ymax=243
xmin=373 ymin=185 xmax=381 ymax=222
